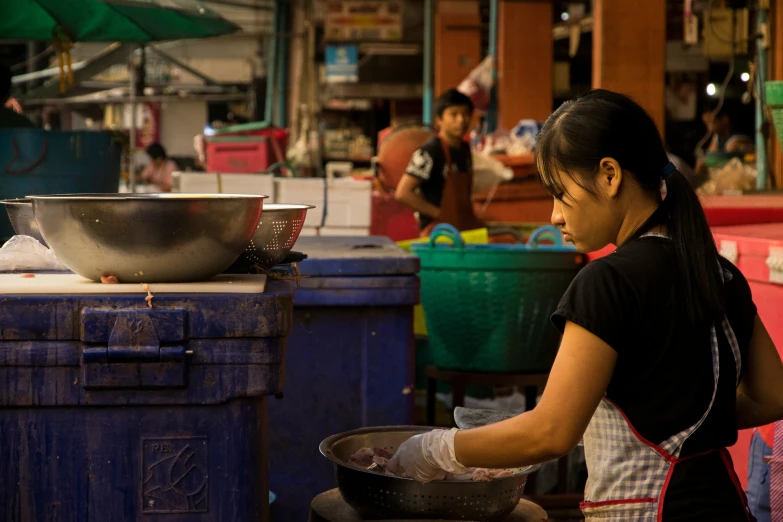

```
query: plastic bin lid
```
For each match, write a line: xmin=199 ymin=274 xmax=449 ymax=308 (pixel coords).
xmin=206 ymin=135 xmax=268 ymax=143
xmin=294 ymin=236 xmax=420 ymax=277
xmin=712 ymin=222 xmax=783 ymax=239
xmin=213 ymin=121 xmax=274 ymax=134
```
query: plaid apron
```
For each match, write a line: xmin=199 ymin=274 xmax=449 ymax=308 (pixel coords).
xmin=580 ymin=236 xmax=753 ymax=521
xmin=771 ymin=422 xmax=783 ymax=522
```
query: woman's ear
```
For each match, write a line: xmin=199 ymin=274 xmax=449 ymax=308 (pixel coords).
xmin=598 ymin=157 xmax=623 ymax=199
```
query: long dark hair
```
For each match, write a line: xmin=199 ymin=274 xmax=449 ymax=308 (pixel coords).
xmin=535 ymin=89 xmax=724 ymax=324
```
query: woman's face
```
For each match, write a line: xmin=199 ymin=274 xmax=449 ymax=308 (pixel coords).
xmin=548 ymin=161 xmax=624 ymax=253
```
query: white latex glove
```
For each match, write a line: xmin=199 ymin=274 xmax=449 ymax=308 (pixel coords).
xmin=387 ymin=428 xmax=469 ymax=483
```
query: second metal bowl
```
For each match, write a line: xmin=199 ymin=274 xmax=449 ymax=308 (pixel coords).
xmin=226 ymin=203 xmax=313 ymax=273
xmin=320 ymin=426 xmax=540 ymax=521
xmin=1 ymin=198 xmax=46 ymax=246
xmin=29 ymin=193 xmax=266 ymax=283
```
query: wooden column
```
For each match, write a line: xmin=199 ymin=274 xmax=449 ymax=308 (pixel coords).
xmin=592 ymin=0 xmax=667 ymax=133
xmin=497 ymin=0 xmax=553 ymax=128
xmin=771 ymin=0 xmax=783 ymax=188
xmin=434 ymin=0 xmax=482 ymax=98
xmin=286 ymin=0 xmax=307 ymax=143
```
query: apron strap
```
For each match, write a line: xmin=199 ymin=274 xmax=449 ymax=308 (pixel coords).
xmin=439 ymin=137 xmax=455 ymax=176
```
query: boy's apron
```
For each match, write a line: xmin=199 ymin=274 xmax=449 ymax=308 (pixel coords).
xmin=420 ymin=138 xmax=483 ymax=237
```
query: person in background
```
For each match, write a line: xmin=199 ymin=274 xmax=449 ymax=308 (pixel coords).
xmin=695 ymin=102 xmax=754 ymax=175
xmin=0 ymin=63 xmax=34 ymax=129
xmin=395 ymin=89 xmax=483 ymax=236
xmin=139 ymin=142 xmax=177 ymax=192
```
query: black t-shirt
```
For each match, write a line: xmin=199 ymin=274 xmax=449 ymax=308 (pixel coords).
xmin=552 ymin=236 xmax=757 ymax=522
xmin=404 ymin=136 xmax=472 ymax=230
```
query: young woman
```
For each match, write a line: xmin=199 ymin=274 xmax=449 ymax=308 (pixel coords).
xmin=388 ymin=90 xmax=783 ymax=521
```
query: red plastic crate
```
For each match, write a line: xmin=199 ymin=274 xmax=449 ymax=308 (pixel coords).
xmin=711 ymin=223 xmax=783 ymax=488
xmin=701 ymin=194 xmax=783 ymax=226
xmin=370 ymin=191 xmax=419 ymax=241
xmin=206 ymin=127 xmax=289 ymax=173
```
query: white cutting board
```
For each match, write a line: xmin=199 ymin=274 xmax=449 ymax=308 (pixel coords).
xmin=0 ymin=273 xmax=267 ymax=295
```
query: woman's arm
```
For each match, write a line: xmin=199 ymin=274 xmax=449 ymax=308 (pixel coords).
xmin=453 ymin=321 xmax=617 ymax=468
xmin=736 ymin=315 xmax=783 ymax=429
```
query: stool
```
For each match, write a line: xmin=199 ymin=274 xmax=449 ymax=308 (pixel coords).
xmin=309 ymin=489 xmax=549 ymax=522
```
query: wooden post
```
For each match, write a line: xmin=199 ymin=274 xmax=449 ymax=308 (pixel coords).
xmin=497 ymin=0 xmax=553 ymax=128
xmin=771 ymin=0 xmax=783 ymax=188
xmin=434 ymin=0 xmax=482 ymax=98
xmin=592 ymin=0 xmax=667 ymax=133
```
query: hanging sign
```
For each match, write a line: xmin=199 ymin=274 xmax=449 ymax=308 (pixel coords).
xmin=325 ymin=45 xmax=359 ymax=84
xmin=325 ymin=0 xmax=403 ymax=42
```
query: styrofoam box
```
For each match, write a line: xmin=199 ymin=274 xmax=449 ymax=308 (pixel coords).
xmin=172 ymin=171 xmax=275 ymax=198
xmin=299 ymin=227 xmax=371 ymax=237
xmin=275 ymin=177 xmax=372 ymax=229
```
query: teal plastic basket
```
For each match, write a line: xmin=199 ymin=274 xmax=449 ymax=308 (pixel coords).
xmin=411 ymin=224 xmax=584 ymax=373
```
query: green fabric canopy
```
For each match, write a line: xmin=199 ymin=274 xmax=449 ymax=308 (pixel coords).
xmin=2 ymin=0 xmax=241 ymax=42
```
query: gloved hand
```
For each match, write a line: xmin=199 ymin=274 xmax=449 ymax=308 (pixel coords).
xmin=387 ymin=428 xmax=469 ymax=483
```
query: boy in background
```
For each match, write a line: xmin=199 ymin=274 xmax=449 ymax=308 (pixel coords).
xmin=395 ymin=89 xmax=483 ymax=236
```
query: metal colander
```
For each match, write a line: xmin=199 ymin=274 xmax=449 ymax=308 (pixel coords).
xmin=229 ymin=203 xmax=313 ymax=272
xmin=320 ymin=426 xmax=540 ymax=521
xmin=1 ymin=198 xmax=47 ymax=246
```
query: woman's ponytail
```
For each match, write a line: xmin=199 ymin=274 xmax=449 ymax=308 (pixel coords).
xmin=661 ymin=170 xmax=725 ymax=323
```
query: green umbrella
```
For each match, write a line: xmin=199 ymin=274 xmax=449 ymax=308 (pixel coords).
xmin=2 ymin=0 xmax=240 ymax=42
xmin=3 ymin=0 xmax=242 ymax=192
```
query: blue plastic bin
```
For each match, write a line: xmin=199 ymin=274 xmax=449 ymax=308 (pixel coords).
xmin=0 ymin=278 xmax=293 ymax=522
xmin=268 ymin=236 xmax=420 ymax=521
xmin=0 ymin=129 xmax=122 ymax=243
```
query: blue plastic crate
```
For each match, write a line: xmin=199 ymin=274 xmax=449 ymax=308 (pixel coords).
xmin=0 ymin=279 xmax=293 ymax=522
xmin=268 ymin=236 xmax=420 ymax=521
xmin=0 ymin=129 xmax=122 ymax=243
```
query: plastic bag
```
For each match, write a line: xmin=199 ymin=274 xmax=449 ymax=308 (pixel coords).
xmin=0 ymin=235 xmax=68 ymax=271
xmin=696 ymin=158 xmax=757 ymax=196
xmin=457 ymin=56 xmax=494 ymax=112
xmin=472 ymin=151 xmax=513 ymax=194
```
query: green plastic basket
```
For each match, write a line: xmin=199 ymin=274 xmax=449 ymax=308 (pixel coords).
xmin=766 ymin=81 xmax=783 ymax=151
xmin=411 ymin=224 xmax=584 ymax=373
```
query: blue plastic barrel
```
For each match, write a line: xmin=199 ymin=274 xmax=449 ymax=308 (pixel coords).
xmin=0 ymin=278 xmax=294 ymax=521
xmin=268 ymin=236 xmax=420 ymax=521
xmin=0 ymin=129 xmax=121 ymax=242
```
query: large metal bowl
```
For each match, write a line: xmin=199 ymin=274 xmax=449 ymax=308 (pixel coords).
xmin=29 ymin=193 xmax=266 ymax=283
xmin=1 ymin=198 xmax=47 ymax=246
xmin=226 ymin=203 xmax=313 ymax=273
xmin=320 ymin=426 xmax=540 ymax=521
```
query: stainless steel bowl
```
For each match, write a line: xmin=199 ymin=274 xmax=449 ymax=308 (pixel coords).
xmin=29 ymin=193 xmax=266 ymax=283
xmin=1 ymin=199 xmax=46 ymax=246
xmin=320 ymin=426 xmax=540 ymax=521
